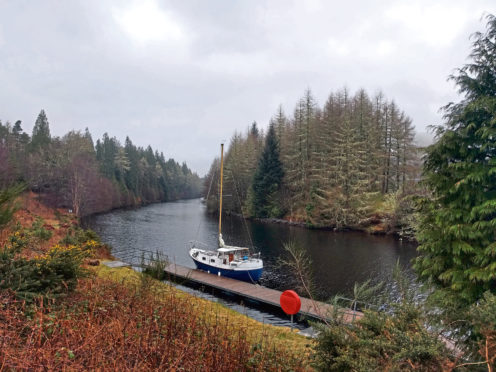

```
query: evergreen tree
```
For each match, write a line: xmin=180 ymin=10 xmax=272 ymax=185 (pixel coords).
xmin=84 ymin=127 xmax=94 ymax=148
xmin=12 ymin=120 xmax=22 ymax=137
xmin=284 ymin=98 xmax=307 ymax=215
xmin=0 ymin=110 xmax=201 ymax=215
xmin=415 ymin=15 xmax=496 ymax=307
xmin=252 ymin=124 xmax=284 ymax=218
xmin=0 ymin=184 xmax=24 ymax=230
xmin=313 ymin=267 xmax=455 ymax=370
xmin=205 ymin=87 xmax=419 ymax=227
xmin=30 ymin=109 xmax=51 ymax=150
xmin=331 ymin=89 xmax=369 ymax=226
xmin=223 ymin=132 xmax=246 ymax=213
xmin=250 ymin=121 xmax=259 ymax=138
xmin=124 ymin=136 xmax=140 ymax=194
xmin=98 ymin=133 xmax=119 ymax=180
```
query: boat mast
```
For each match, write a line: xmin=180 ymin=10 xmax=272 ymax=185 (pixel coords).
xmin=218 ymin=143 xmax=224 ymax=247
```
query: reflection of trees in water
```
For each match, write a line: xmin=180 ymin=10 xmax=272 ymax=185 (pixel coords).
xmin=91 ymin=201 xmax=418 ymax=302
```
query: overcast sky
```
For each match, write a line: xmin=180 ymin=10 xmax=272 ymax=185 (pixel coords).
xmin=0 ymin=1 xmax=494 ymax=175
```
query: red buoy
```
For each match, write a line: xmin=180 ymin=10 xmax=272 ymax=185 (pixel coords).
xmin=280 ymin=290 xmax=301 ymax=315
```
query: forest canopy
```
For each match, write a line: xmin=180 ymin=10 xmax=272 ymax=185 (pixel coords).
xmin=0 ymin=111 xmax=202 ymax=217
xmin=205 ymin=88 xmax=420 ymax=230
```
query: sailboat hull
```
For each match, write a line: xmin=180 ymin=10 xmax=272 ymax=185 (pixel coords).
xmin=190 ymin=143 xmax=263 ymax=283
xmin=192 ymin=258 xmax=263 ymax=282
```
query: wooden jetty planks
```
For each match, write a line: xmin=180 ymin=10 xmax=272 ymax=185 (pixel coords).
xmin=163 ymin=263 xmax=362 ymax=323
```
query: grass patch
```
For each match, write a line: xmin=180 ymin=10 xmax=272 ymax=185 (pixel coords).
xmin=93 ymin=262 xmax=314 ymax=364
xmin=0 ymin=265 xmax=313 ymax=370
xmin=0 ymin=193 xmax=313 ymax=369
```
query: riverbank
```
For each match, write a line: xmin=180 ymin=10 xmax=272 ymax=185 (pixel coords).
xmin=89 ymin=194 xmax=416 ymax=242
xmin=0 ymin=192 xmax=313 ymax=370
xmin=79 ymin=193 xmax=202 ymax=220
xmin=227 ymin=209 xmax=417 ymax=242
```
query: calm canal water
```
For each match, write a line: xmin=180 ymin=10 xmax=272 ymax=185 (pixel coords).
xmin=86 ymin=198 xmax=418 ymax=300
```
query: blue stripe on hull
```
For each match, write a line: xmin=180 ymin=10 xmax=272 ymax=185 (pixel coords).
xmin=193 ymin=260 xmax=263 ymax=282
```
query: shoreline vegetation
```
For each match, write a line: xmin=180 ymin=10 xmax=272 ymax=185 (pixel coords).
xmin=0 ymin=192 xmax=312 ymax=370
xmin=2 ymin=12 xmax=496 ymax=371
xmin=204 ymin=88 xmax=422 ymax=241
xmin=0 ymin=191 xmax=472 ymax=370
xmin=0 ymin=111 xmax=203 ymax=218
xmin=228 ymin=210 xmax=412 ymax=238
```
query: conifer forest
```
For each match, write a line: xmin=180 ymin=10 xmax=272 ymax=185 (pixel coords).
xmin=1 ymin=3 xmax=496 ymax=369
xmin=205 ymin=88 xmax=420 ymax=232
xmin=0 ymin=110 xmax=202 ymax=217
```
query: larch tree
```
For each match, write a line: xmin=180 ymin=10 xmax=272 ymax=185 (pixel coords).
xmin=284 ymin=92 xmax=317 ymax=217
xmin=333 ymin=89 xmax=369 ymax=226
xmin=309 ymin=92 xmax=340 ymax=225
xmin=203 ymin=88 xmax=419 ymax=228
xmin=397 ymin=114 xmax=415 ymax=193
xmin=222 ymin=126 xmax=263 ymax=215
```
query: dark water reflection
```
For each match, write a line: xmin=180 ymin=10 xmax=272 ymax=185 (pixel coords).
xmin=86 ymin=198 xmax=418 ymax=300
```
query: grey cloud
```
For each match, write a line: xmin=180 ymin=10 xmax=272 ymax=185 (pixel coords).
xmin=0 ymin=0 xmax=494 ymax=175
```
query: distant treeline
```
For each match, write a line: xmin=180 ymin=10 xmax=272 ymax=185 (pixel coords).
xmin=205 ymin=88 xmax=421 ymax=229
xmin=0 ymin=110 xmax=202 ymax=217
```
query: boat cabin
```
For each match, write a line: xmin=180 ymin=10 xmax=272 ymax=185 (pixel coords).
xmin=217 ymin=247 xmax=250 ymax=265
xmin=190 ymin=244 xmax=261 ymax=270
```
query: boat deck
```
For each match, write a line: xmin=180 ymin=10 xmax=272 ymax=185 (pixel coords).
xmin=163 ymin=263 xmax=362 ymax=324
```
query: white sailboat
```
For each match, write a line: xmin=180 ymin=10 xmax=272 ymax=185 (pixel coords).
xmin=189 ymin=143 xmax=263 ymax=282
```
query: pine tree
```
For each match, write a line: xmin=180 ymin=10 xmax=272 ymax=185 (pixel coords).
xmin=12 ymin=120 xmax=22 ymax=137
xmin=415 ymin=15 xmax=496 ymax=307
xmin=203 ymin=88 xmax=419 ymax=227
xmin=30 ymin=109 xmax=51 ymax=150
xmin=252 ymin=124 xmax=284 ymax=218
xmin=124 ymin=136 xmax=140 ymax=195
xmin=250 ymin=121 xmax=260 ymax=138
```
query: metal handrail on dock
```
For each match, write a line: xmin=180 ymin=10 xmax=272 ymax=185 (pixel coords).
xmin=162 ymin=263 xmax=363 ymax=324
xmin=107 ymin=249 xmax=363 ymax=324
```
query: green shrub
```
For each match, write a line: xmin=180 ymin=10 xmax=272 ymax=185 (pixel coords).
xmin=0 ymin=243 xmax=89 ymax=303
xmin=0 ymin=184 xmax=24 ymax=231
xmin=312 ymin=267 xmax=455 ymax=371
xmin=463 ymin=292 xmax=496 ymax=367
xmin=78 ymin=228 xmax=100 ymax=243
xmin=142 ymin=251 xmax=169 ymax=281
xmin=30 ymin=217 xmax=53 ymax=241
xmin=60 ymin=227 xmax=100 ymax=246
xmin=8 ymin=230 xmax=29 ymax=251
xmin=59 ymin=232 xmax=77 ymax=245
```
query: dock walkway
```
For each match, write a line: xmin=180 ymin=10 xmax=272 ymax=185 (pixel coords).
xmin=163 ymin=263 xmax=362 ymax=324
